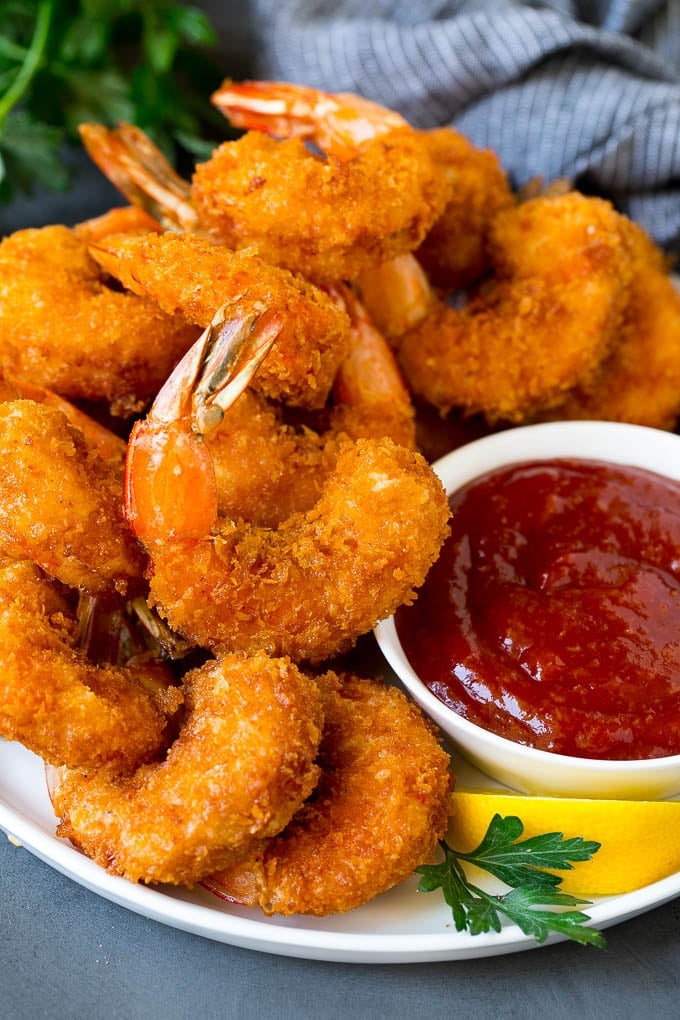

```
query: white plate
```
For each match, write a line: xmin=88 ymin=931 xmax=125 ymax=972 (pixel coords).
xmin=2 ymin=737 xmax=679 ymax=964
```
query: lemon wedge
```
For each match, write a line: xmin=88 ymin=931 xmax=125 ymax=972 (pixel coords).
xmin=449 ymin=789 xmax=680 ymax=895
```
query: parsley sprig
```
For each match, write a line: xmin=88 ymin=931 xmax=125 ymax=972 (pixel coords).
xmin=0 ymin=0 xmax=229 ymax=203
xmin=417 ymin=814 xmax=607 ymax=948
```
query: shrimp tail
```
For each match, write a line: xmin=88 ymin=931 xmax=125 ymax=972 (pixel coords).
xmin=125 ymin=305 xmax=283 ymax=545
xmin=211 ymin=79 xmax=409 ymax=161
xmin=79 ymin=122 xmax=198 ymax=232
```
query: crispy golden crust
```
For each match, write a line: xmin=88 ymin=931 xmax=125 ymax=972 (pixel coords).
xmin=0 ymin=225 xmax=198 ymax=415
xmin=0 ymin=401 xmax=145 ymax=596
xmin=205 ymin=673 xmax=453 ymax=916
xmin=89 ymin=231 xmax=351 ymax=409
xmin=416 ymin=128 xmax=515 ymax=292
xmin=396 ymin=193 xmax=634 ymax=422
xmin=206 ymin=391 xmax=339 ymax=527
xmin=206 ymin=380 xmax=415 ymax=529
xmin=55 ymin=654 xmax=324 ymax=886
xmin=191 ymin=130 xmax=448 ymax=283
xmin=0 ymin=559 xmax=179 ymax=770
xmin=545 ymin=219 xmax=680 ymax=429
xmin=147 ymin=437 xmax=450 ymax=663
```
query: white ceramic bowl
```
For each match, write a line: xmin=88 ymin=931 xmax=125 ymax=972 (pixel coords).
xmin=375 ymin=420 xmax=680 ymax=800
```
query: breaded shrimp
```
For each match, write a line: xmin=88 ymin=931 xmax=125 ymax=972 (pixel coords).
xmin=200 ymin=81 xmax=449 ymax=282
xmin=54 ymin=653 xmax=324 ymax=886
xmin=0 ymin=559 xmax=179 ymax=771
xmin=364 ymin=193 xmax=635 ymax=423
xmin=543 ymin=218 xmax=680 ymax=430
xmin=205 ymin=673 xmax=453 ymax=916
xmin=0 ymin=216 xmax=199 ymax=416
xmin=89 ymin=230 xmax=350 ymax=410
xmin=202 ymin=284 xmax=415 ymax=528
xmin=124 ymin=308 xmax=450 ymax=662
xmin=0 ymin=401 xmax=145 ymax=596
xmin=415 ymin=127 xmax=515 ymax=292
xmin=0 ymin=370 xmax=126 ymax=462
xmin=80 ymin=83 xmax=448 ymax=284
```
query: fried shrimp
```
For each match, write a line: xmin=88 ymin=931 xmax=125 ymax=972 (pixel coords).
xmin=0 ymin=401 xmax=145 ymax=596
xmin=543 ymin=218 xmax=680 ymax=430
xmin=204 ymin=286 xmax=415 ymax=528
xmin=0 ymin=371 xmax=126 ymax=462
xmin=205 ymin=673 xmax=452 ymax=916
xmin=414 ymin=127 xmax=515 ymax=292
xmin=80 ymin=84 xmax=448 ymax=285
xmin=0 ymin=215 xmax=199 ymax=416
xmin=54 ymin=653 xmax=324 ymax=886
xmin=125 ymin=308 xmax=450 ymax=662
xmin=205 ymin=81 xmax=448 ymax=282
xmin=88 ymin=230 xmax=350 ymax=409
xmin=364 ymin=193 xmax=634 ymax=423
xmin=0 ymin=559 xmax=179 ymax=771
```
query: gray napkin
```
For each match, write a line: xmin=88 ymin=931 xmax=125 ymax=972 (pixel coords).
xmin=248 ymin=0 xmax=680 ymax=252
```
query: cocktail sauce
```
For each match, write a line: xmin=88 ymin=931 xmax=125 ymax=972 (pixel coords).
xmin=396 ymin=458 xmax=680 ymax=759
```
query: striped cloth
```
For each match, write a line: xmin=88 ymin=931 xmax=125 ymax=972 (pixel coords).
xmin=249 ymin=0 xmax=680 ymax=252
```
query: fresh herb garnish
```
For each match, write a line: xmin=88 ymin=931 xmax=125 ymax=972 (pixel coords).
xmin=0 ymin=0 xmax=229 ymax=203
xmin=417 ymin=814 xmax=607 ymax=948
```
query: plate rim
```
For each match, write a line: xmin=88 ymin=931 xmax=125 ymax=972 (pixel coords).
xmin=2 ymin=742 xmax=679 ymax=964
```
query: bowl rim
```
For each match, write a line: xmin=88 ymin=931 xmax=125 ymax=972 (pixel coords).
xmin=375 ymin=419 xmax=680 ymax=773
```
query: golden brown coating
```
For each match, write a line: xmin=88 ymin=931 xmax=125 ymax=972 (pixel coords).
xmin=145 ymin=437 xmax=450 ymax=663
xmin=0 ymin=225 xmax=198 ymax=416
xmin=205 ymin=672 xmax=452 ymax=916
xmin=206 ymin=386 xmax=413 ymax=530
xmin=396 ymin=193 xmax=634 ymax=422
xmin=415 ymin=127 xmax=515 ymax=292
xmin=192 ymin=128 xmax=448 ymax=284
xmin=205 ymin=390 xmax=334 ymax=527
xmin=544 ymin=218 xmax=680 ymax=430
xmin=0 ymin=559 xmax=179 ymax=770
xmin=0 ymin=372 xmax=127 ymax=463
xmin=54 ymin=653 xmax=324 ymax=886
xmin=0 ymin=401 xmax=145 ymax=596
xmin=205 ymin=286 xmax=416 ymax=528
xmin=89 ymin=231 xmax=350 ymax=409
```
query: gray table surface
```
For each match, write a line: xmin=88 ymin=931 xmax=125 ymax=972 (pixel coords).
xmin=2 ymin=11 xmax=680 ymax=1015
xmin=1 ymin=828 xmax=679 ymax=1020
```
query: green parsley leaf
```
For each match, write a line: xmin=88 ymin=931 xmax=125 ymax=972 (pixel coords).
xmin=0 ymin=109 xmax=69 ymax=199
xmin=455 ymin=813 xmax=602 ymax=890
xmin=416 ymin=816 xmax=606 ymax=949
xmin=0 ymin=0 xmax=228 ymax=204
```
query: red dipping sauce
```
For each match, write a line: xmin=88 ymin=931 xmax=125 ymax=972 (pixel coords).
xmin=396 ymin=458 xmax=680 ymax=760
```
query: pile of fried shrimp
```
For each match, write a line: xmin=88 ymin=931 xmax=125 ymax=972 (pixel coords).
xmin=1 ymin=79 xmax=679 ymax=918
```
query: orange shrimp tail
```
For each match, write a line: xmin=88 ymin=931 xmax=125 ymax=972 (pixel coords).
xmin=212 ymin=80 xmax=408 ymax=162
xmin=125 ymin=419 xmax=218 ymax=545
xmin=74 ymin=206 xmax=163 ymax=243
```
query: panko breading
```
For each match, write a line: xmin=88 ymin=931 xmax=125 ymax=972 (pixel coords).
xmin=396 ymin=193 xmax=635 ymax=422
xmin=144 ymin=438 xmax=450 ymax=663
xmin=0 ymin=559 xmax=179 ymax=771
xmin=54 ymin=654 xmax=324 ymax=886
xmin=546 ymin=218 xmax=680 ymax=429
xmin=205 ymin=289 xmax=416 ymax=530
xmin=89 ymin=230 xmax=351 ymax=410
xmin=205 ymin=673 xmax=452 ymax=916
xmin=0 ymin=401 xmax=144 ymax=596
xmin=415 ymin=127 xmax=515 ymax=292
xmin=201 ymin=81 xmax=449 ymax=283
xmin=0 ymin=224 xmax=198 ymax=416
